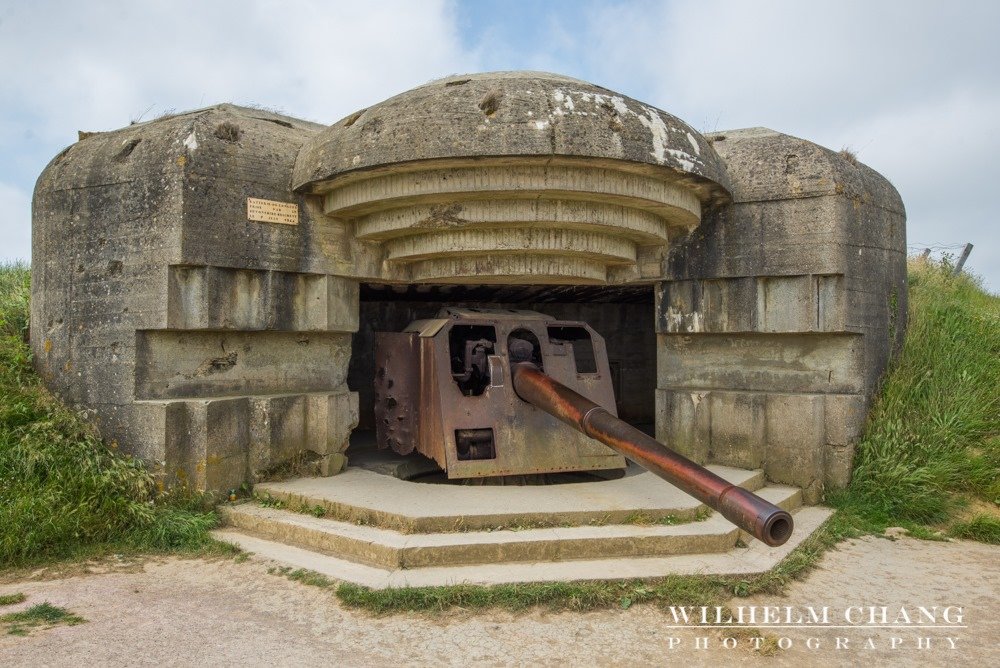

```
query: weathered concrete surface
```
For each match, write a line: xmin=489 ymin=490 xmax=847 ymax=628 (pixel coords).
xmin=254 ymin=464 xmax=765 ymax=533
xmin=657 ymin=128 xmax=907 ymax=501
xmin=291 ymin=72 xmax=735 ymax=286
xmin=214 ymin=500 xmax=825 ymax=589
xmin=31 ymin=74 xmax=905 ymax=495
xmin=219 ymin=483 xmax=799 ymax=570
xmin=294 ymin=71 xmax=732 ymax=200
xmin=31 ymin=105 xmax=361 ymax=490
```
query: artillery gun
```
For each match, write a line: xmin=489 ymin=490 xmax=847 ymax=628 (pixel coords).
xmin=375 ymin=308 xmax=792 ymax=546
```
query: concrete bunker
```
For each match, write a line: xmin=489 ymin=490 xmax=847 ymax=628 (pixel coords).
xmin=31 ymin=71 xmax=907 ymax=505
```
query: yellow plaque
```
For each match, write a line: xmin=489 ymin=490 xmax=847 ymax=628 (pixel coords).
xmin=247 ymin=197 xmax=299 ymax=226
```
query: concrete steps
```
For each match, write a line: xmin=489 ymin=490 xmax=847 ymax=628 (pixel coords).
xmin=219 ymin=484 xmax=802 ymax=569
xmin=250 ymin=464 xmax=767 ymax=532
xmin=213 ymin=504 xmax=833 ymax=589
xmin=213 ymin=465 xmax=832 ymax=587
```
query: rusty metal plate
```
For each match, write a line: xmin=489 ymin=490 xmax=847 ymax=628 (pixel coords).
xmin=428 ymin=312 xmax=625 ymax=478
xmin=247 ymin=197 xmax=299 ymax=226
xmin=374 ymin=332 xmax=420 ymax=455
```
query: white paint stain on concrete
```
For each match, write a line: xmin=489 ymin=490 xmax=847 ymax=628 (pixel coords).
xmin=665 ymin=306 xmax=704 ymax=332
xmin=183 ymin=131 xmax=198 ymax=151
xmin=665 ymin=306 xmax=684 ymax=331
xmin=686 ymin=132 xmax=701 ymax=155
xmin=549 ymin=89 xmax=704 ymax=172
xmin=687 ymin=311 xmax=703 ymax=333
xmin=636 ymin=106 xmax=672 ymax=164
xmin=667 ymin=148 xmax=695 ymax=172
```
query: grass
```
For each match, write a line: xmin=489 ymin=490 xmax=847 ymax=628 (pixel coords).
xmin=0 ymin=592 xmax=27 ymax=606
xmin=950 ymin=514 xmax=1000 ymax=544
xmin=1 ymin=601 xmax=86 ymax=636
xmin=268 ymin=566 xmax=338 ymax=589
xmin=829 ymin=259 xmax=999 ymax=536
xmin=0 ymin=262 xmax=219 ymax=569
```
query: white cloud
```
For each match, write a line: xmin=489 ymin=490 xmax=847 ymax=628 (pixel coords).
xmin=570 ymin=0 xmax=1000 ymax=288
xmin=0 ymin=0 xmax=478 ymax=263
xmin=827 ymin=89 xmax=1000 ymax=280
xmin=0 ymin=0 xmax=474 ymax=139
xmin=581 ymin=1 xmax=999 ymax=132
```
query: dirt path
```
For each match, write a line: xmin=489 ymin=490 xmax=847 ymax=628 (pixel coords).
xmin=0 ymin=535 xmax=996 ymax=666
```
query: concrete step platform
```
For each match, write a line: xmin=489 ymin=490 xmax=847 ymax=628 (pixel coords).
xmin=253 ymin=464 xmax=767 ymax=532
xmin=220 ymin=484 xmax=802 ymax=569
xmin=212 ymin=505 xmax=833 ymax=589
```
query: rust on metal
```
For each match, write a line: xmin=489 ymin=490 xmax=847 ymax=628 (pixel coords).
xmin=374 ymin=332 xmax=421 ymax=455
xmin=510 ymin=362 xmax=794 ymax=546
xmin=373 ymin=308 xmax=625 ymax=478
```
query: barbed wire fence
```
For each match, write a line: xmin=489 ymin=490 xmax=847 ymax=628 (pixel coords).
xmin=907 ymin=242 xmax=974 ymax=276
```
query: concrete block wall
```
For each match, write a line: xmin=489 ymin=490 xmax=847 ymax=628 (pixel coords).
xmin=32 ymin=106 xmax=362 ymax=490
xmin=658 ymin=128 xmax=906 ymax=501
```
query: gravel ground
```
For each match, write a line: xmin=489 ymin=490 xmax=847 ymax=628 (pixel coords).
xmin=0 ymin=535 xmax=996 ymax=666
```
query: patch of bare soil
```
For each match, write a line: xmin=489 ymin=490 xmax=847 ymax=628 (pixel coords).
xmin=0 ymin=536 xmax=996 ymax=666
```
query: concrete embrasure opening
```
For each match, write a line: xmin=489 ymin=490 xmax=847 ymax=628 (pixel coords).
xmin=347 ymin=282 xmax=656 ymax=484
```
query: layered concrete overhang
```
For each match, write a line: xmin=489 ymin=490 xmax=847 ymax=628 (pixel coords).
xmin=293 ymin=72 xmax=732 ymax=285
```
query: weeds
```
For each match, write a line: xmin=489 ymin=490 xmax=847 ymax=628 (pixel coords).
xmin=269 ymin=566 xmax=338 ymax=589
xmin=0 ymin=592 xmax=26 ymax=606
xmin=838 ymin=147 xmax=859 ymax=165
xmin=831 ymin=260 xmax=999 ymax=537
xmin=0 ymin=262 xmax=218 ymax=568
xmin=950 ymin=515 xmax=1000 ymax=544
xmin=1 ymin=601 xmax=85 ymax=636
xmin=255 ymin=493 xmax=286 ymax=510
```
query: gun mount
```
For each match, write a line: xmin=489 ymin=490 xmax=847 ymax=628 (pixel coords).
xmin=374 ymin=308 xmax=793 ymax=546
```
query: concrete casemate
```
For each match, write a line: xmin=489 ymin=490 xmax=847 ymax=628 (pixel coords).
xmin=30 ymin=72 xmax=906 ymax=501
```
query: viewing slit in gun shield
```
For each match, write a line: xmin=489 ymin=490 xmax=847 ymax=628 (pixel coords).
xmin=510 ymin=362 xmax=794 ymax=547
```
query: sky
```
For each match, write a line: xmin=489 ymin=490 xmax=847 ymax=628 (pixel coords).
xmin=1 ymin=0 xmax=996 ymax=289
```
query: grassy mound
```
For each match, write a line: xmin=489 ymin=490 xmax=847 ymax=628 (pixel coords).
xmin=832 ymin=259 xmax=999 ymax=535
xmin=0 ymin=262 xmax=217 ymax=568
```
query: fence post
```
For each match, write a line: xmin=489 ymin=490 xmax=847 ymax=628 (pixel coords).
xmin=953 ymin=243 xmax=973 ymax=276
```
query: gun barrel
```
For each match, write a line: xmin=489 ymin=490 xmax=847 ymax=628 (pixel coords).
xmin=511 ymin=362 xmax=793 ymax=546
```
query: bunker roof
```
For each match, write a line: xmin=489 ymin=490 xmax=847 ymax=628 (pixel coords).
xmin=293 ymin=71 xmax=732 ymax=206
